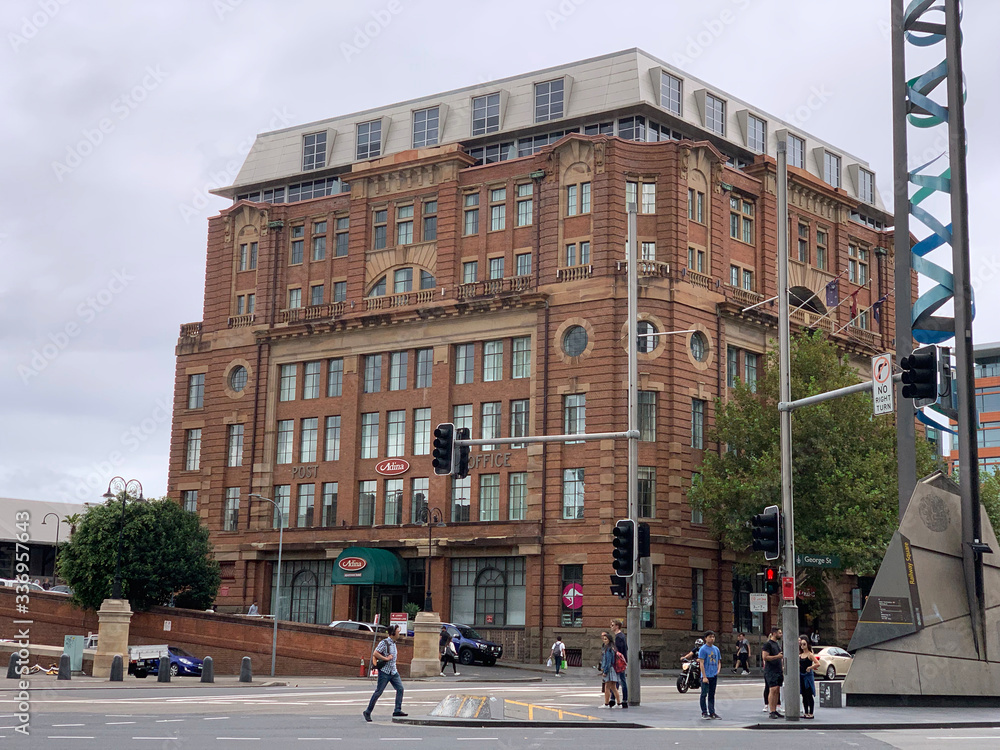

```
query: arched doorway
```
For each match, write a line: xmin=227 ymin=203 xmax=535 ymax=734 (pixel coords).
xmin=289 ymin=569 xmax=319 ymax=623
xmin=475 ymin=567 xmax=507 ymax=626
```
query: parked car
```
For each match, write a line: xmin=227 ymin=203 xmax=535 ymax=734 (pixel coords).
xmin=0 ymin=578 xmax=45 ymax=592
xmin=129 ymin=645 xmax=203 ymax=678
xmin=328 ymin=620 xmax=388 ymax=634
xmin=443 ymin=623 xmax=503 ymax=666
xmin=49 ymin=585 xmax=73 ymax=595
xmin=814 ymin=646 xmax=853 ymax=680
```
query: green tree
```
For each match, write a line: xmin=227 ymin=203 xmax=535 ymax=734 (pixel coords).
xmin=689 ymin=331 xmax=940 ymax=576
xmin=970 ymin=467 xmax=1000 ymax=540
xmin=57 ymin=496 xmax=220 ymax=611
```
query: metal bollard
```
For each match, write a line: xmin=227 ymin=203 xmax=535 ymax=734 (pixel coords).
xmin=110 ymin=654 xmax=123 ymax=682
xmin=58 ymin=653 xmax=71 ymax=680
xmin=157 ymin=657 xmax=171 ymax=682
xmin=239 ymin=656 xmax=252 ymax=683
xmin=7 ymin=652 xmax=20 ymax=679
xmin=200 ymin=655 xmax=214 ymax=683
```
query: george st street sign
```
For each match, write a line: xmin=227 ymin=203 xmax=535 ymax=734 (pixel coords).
xmin=795 ymin=553 xmax=841 ymax=569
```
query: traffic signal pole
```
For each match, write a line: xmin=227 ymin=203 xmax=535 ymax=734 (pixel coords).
xmin=776 ymin=141 xmax=800 ymax=721
xmin=625 ymin=201 xmax=641 ymax=707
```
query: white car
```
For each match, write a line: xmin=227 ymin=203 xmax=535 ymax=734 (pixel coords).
xmin=0 ymin=579 xmax=45 ymax=591
xmin=328 ymin=620 xmax=388 ymax=634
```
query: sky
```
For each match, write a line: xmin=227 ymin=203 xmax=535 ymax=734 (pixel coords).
xmin=2 ymin=0 xmax=998 ymax=505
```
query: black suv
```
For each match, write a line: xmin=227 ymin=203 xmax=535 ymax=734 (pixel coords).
xmin=443 ymin=623 xmax=503 ymax=666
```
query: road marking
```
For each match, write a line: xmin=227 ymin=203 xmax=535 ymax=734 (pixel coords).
xmin=297 ymin=739 xmax=343 ymax=741
xmin=133 ymin=738 xmax=181 ymax=741
xmin=52 ymin=723 xmax=86 ymax=727
xmin=926 ymin=737 xmax=1000 ymax=741
xmin=105 ymin=714 xmax=134 ymax=717
xmin=48 ymin=736 xmax=95 ymax=740
xmin=216 ymin=738 xmax=261 ymax=741
xmin=380 ymin=740 xmax=421 ymax=742
xmin=457 ymin=738 xmax=499 ymax=741
xmin=106 ymin=721 xmax=136 ymax=725
xmin=156 ymin=719 xmax=185 ymax=723
xmin=203 ymin=716 xmax=230 ymax=720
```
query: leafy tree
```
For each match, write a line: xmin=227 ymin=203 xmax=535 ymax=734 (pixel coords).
xmin=967 ymin=467 xmax=1000 ymax=540
xmin=57 ymin=496 xmax=220 ymax=611
xmin=689 ymin=331 xmax=940 ymax=577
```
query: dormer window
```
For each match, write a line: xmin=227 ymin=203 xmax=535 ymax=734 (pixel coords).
xmin=534 ymin=79 xmax=564 ymax=122
xmin=357 ymin=120 xmax=382 ymax=160
xmin=303 ymin=132 xmax=326 ymax=171
xmin=472 ymin=93 xmax=501 ymax=135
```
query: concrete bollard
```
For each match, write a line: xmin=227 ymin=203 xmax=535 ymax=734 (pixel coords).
xmin=110 ymin=654 xmax=123 ymax=682
xmin=200 ymin=655 xmax=214 ymax=683
xmin=7 ymin=652 xmax=20 ymax=679
xmin=239 ymin=656 xmax=252 ymax=683
xmin=157 ymin=657 xmax=171 ymax=682
xmin=58 ymin=653 xmax=71 ymax=681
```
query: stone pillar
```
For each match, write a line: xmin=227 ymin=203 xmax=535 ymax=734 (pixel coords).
xmin=92 ymin=598 xmax=133 ymax=679
xmin=409 ymin=611 xmax=442 ymax=677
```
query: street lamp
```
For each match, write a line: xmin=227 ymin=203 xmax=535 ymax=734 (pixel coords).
xmin=249 ymin=493 xmax=283 ymax=677
xmin=418 ymin=504 xmax=444 ymax=612
xmin=41 ymin=512 xmax=65 ymax=585
xmin=103 ymin=477 xmax=144 ymax=600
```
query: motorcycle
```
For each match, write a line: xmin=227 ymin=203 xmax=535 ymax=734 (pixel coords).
xmin=677 ymin=658 xmax=701 ymax=693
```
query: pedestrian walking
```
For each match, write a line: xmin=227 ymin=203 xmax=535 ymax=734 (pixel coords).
xmin=598 ymin=632 xmax=621 ymax=709
xmin=799 ymin=637 xmax=817 ymax=719
xmin=762 ymin=627 xmax=784 ymax=719
xmin=550 ymin=636 xmax=566 ymax=676
xmin=698 ymin=631 xmax=722 ymax=719
xmin=439 ymin=626 xmax=459 ymax=676
xmin=610 ymin=619 xmax=628 ymax=708
xmin=732 ymin=632 xmax=751 ymax=674
xmin=246 ymin=601 xmax=259 ymax=616
xmin=363 ymin=623 xmax=407 ymax=722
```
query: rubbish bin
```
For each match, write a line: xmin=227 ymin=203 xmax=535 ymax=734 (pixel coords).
xmin=818 ymin=680 xmax=842 ymax=708
xmin=64 ymin=636 xmax=85 ymax=673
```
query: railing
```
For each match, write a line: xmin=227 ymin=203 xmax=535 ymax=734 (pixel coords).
xmin=180 ymin=322 xmax=202 ymax=337
xmin=726 ymin=285 xmax=765 ymax=309
xmin=789 ymin=308 xmax=834 ymax=333
xmin=227 ymin=314 xmax=255 ymax=329
xmin=684 ymin=268 xmax=714 ymax=290
xmin=278 ymin=302 xmax=346 ymax=323
xmin=365 ymin=289 xmax=435 ymax=311
xmin=616 ymin=260 xmax=671 ymax=278
xmin=456 ymin=275 xmax=534 ymax=299
xmin=556 ymin=264 xmax=593 ymax=281
xmin=847 ymin=326 xmax=878 ymax=348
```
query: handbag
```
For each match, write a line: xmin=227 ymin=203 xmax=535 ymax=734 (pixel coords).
xmin=546 ymin=657 xmax=553 ymax=667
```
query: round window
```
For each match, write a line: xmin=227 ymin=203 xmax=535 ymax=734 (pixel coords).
xmin=562 ymin=325 xmax=589 ymax=357
xmin=690 ymin=332 xmax=708 ymax=362
xmin=637 ymin=321 xmax=658 ymax=353
xmin=229 ymin=365 xmax=248 ymax=392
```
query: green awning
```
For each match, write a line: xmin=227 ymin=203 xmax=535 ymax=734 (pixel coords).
xmin=331 ymin=547 xmax=406 ymax=586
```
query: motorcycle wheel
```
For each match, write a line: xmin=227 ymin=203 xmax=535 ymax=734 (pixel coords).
xmin=676 ymin=674 xmax=689 ymax=693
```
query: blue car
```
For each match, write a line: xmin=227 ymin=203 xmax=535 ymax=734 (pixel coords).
xmin=130 ymin=647 xmax=203 ymax=678
xmin=443 ymin=623 xmax=503 ymax=666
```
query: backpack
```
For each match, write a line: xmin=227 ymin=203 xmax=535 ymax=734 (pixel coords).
xmin=613 ymin=648 xmax=627 ymax=673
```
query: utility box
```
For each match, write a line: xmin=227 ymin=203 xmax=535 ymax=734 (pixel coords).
xmin=63 ymin=636 xmax=85 ymax=673
xmin=819 ymin=680 xmax=842 ymax=708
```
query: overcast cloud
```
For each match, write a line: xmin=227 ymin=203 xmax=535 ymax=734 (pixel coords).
xmin=2 ymin=0 xmax=998 ymax=505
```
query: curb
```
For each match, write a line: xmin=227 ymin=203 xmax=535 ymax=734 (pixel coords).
xmin=394 ymin=717 xmax=648 ymax=729
xmin=7 ymin=680 xmax=288 ymax=691
xmin=747 ymin=720 xmax=1000 ymax=731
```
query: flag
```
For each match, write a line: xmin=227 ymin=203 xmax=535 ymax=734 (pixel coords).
xmin=872 ymin=299 xmax=882 ymax=323
xmin=850 ymin=290 xmax=859 ymax=319
xmin=825 ymin=279 xmax=839 ymax=307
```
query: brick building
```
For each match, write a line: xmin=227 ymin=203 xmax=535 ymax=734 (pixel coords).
xmin=947 ymin=342 xmax=1000 ymax=475
xmin=168 ymin=49 xmax=894 ymax=664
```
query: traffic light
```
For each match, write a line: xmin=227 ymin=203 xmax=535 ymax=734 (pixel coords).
xmin=638 ymin=522 xmax=650 ymax=559
xmin=751 ymin=505 xmax=782 ymax=561
xmin=432 ymin=423 xmax=457 ymax=476
xmin=455 ymin=427 xmax=471 ymax=479
xmin=900 ymin=345 xmax=938 ymax=400
xmin=612 ymin=519 xmax=635 ymax=577
xmin=609 ymin=574 xmax=628 ymax=599
xmin=764 ymin=566 xmax=779 ymax=595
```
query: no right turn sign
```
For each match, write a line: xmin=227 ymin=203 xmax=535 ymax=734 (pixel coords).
xmin=872 ymin=353 xmax=894 ymax=416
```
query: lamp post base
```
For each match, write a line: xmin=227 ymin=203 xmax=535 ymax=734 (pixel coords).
xmin=92 ymin=598 xmax=133 ymax=679
xmin=409 ymin=611 xmax=443 ymax=677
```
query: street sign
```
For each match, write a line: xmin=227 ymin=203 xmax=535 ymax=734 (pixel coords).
xmin=781 ymin=576 xmax=795 ymax=601
xmin=795 ymin=553 xmax=841 ymax=569
xmin=872 ymin=353 xmax=894 ymax=415
xmin=749 ymin=593 xmax=768 ymax=613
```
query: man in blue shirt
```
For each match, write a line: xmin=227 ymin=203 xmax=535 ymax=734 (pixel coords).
xmin=363 ymin=624 xmax=407 ymax=722
xmin=697 ymin=630 xmax=722 ymax=720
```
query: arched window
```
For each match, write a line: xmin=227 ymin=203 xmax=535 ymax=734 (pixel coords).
xmin=637 ymin=321 xmax=658 ymax=353
xmin=289 ymin=569 xmax=319 ymax=623
xmin=474 ymin=567 xmax=507 ymax=626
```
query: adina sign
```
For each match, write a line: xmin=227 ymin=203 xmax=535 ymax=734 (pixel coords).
xmin=375 ymin=459 xmax=409 ymax=476
xmin=339 ymin=557 xmax=367 ymax=573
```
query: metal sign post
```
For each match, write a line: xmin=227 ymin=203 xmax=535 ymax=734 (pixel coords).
xmin=625 ymin=201 xmax=641 ymax=707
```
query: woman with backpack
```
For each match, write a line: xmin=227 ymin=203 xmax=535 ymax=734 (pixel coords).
xmin=599 ymin=631 xmax=622 ymax=708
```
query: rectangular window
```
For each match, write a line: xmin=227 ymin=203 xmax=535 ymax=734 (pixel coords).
xmin=626 ymin=180 xmax=637 ymax=209
xmin=849 ymin=244 xmax=858 ymax=283
xmin=324 ymin=415 xmax=341 ymax=461
xmin=638 ymin=391 xmax=656 ymax=441
xmin=816 ymin=229 xmax=828 ymax=271
xmin=296 ymin=483 xmax=315 ymax=527
xmin=181 ymin=489 xmax=197 ymax=513
xmin=227 ymin=424 xmax=244 ymax=467
xmin=321 ymin=482 xmax=338 ymax=526
xmin=788 ymin=134 xmax=805 ymax=169
xmin=300 ymin=417 xmax=318 ymax=462
xmin=566 ymin=184 xmax=577 ymax=217
xmin=579 ymin=181 xmax=591 ymax=214
xmin=415 ymin=348 xmax=433 ymax=388
xmin=287 ymin=288 xmax=302 ymax=309
xmin=477 ymin=474 xmax=500 ymax=521
xmin=185 ymin=428 xmax=201 ymax=471
xmin=472 ymin=92 xmax=501 ymax=135
xmin=580 ymin=241 xmax=591 ymax=264
xmin=512 ymin=336 xmax=531 ymax=378
xmin=510 ymin=398 xmax=529 ymax=449
xmin=730 ymin=265 xmax=739 ymax=287
xmin=687 ymin=247 xmax=705 ymax=272
xmin=387 ymin=410 xmax=406 ymax=458
xmin=691 ymin=569 xmax=705 ymax=631
xmin=859 ymin=168 xmax=875 ymax=204
xmin=507 ymin=472 xmax=527 ymax=521
xmin=691 ymin=399 xmax=705 ymax=449
xmin=335 ymin=216 xmax=349 ymax=256
xmin=641 ymin=182 xmax=656 ymax=214
xmin=859 ymin=247 xmax=870 ymax=285
xmin=747 ymin=114 xmax=766 ymax=152
xmin=562 ymin=468 xmax=584 ymax=520
xmin=451 ymin=475 xmax=471 ymax=522
xmin=393 ymin=267 xmax=412 ymax=294
xmin=303 ymin=361 xmax=320 ymax=399
xmin=564 ymin=394 xmax=585 ymax=443
xmin=356 ymin=119 xmax=381 ymax=160
xmin=488 ymin=256 xmax=504 ymax=280
xmin=310 ymin=284 xmax=324 ymax=307
xmin=303 ymin=131 xmax=326 ymax=170
xmin=455 ymin=343 xmax=474 ymax=384
xmin=798 ymin=223 xmax=810 ymax=263
xmin=661 ymin=71 xmax=682 ymax=115
xmin=638 ymin=466 xmax=656 ymax=518
xmin=641 ymin=241 xmax=656 ymax=261
xmin=745 ymin=352 xmax=758 ymax=392
xmin=483 ymin=340 xmax=503 ymax=381
xmin=389 ymin=351 xmax=408 ymax=391
xmin=358 ymin=480 xmax=376 ymax=526
xmin=188 ymin=373 xmax=204 ymax=409
xmin=617 ymin=115 xmax=646 ymax=142
xmin=422 ymin=200 xmax=437 ymax=241
xmin=412 ymin=106 xmax=439 ymax=148
xmin=274 ymin=485 xmax=291 ymax=530
xmin=705 ymin=94 xmax=726 ymax=135
xmin=489 ymin=188 xmax=506 ymax=231
xmin=410 ymin=477 xmax=429 ymax=523
xmin=453 ymin=403 xmax=472 ymax=433
xmin=516 ymin=183 xmax=533 ymax=226
xmin=276 ymin=419 xmax=294 ymax=464
xmin=515 ymin=252 xmax=532 ymax=276
xmin=327 ymin=358 xmax=343 ymax=397
xmin=462 ymin=260 xmax=478 ymax=284
xmin=565 ymin=243 xmax=577 ymax=267
xmin=290 ymin=225 xmax=304 ymax=264
xmin=413 ymin=407 xmax=431 ymax=455
xmin=333 ymin=281 xmax=347 ymax=302
xmin=396 ymin=205 xmax=414 ymax=245
xmin=360 ymin=413 xmax=379 ymax=460
xmin=463 ymin=193 xmax=480 ymax=235
xmin=534 ymin=79 xmax=564 ymax=122
xmin=824 ymin=151 xmax=841 ymax=188
xmin=223 ymin=487 xmax=239 ymax=531
xmin=481 ymin=401 xmax=501 ymax=451
xmin=384 ymin=478 xmax=403 ymax=525
xmin=727 ymin=345 xmax=739 ymax=388
xmin=363 ymin=354 xmax=382 ymax=393
xmin=312 ymin=221 xmax=327 ymax=261
xmin=373 ymin=209 xmax=387 ymax=250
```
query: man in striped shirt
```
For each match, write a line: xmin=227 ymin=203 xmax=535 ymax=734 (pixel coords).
xmin=363 ymin=624 xmax=407 ymax=721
